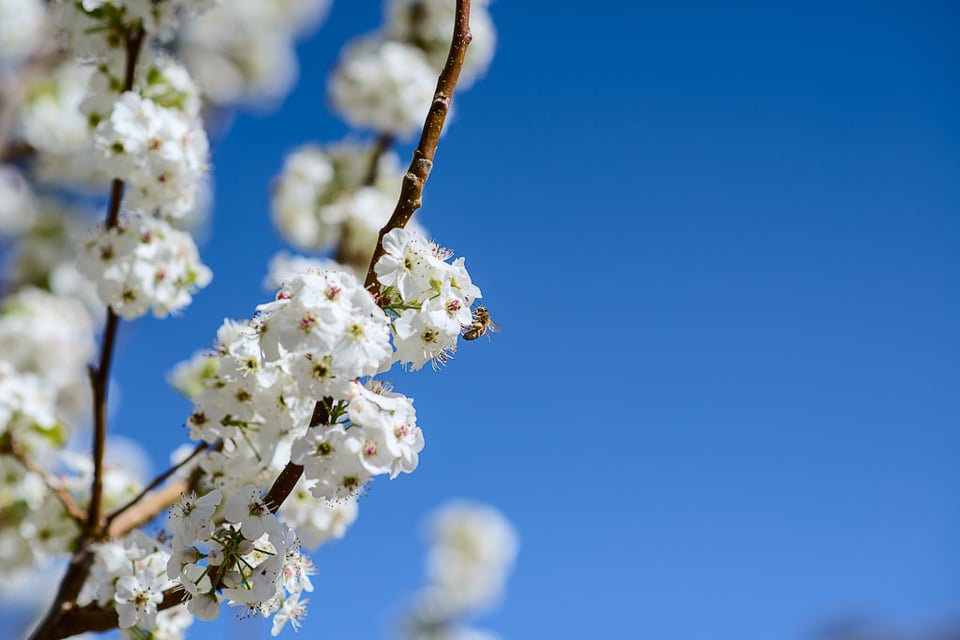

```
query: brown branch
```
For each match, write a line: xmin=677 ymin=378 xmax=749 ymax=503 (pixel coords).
xmin=270 ymin=0 xmax=474 ymax=518
xmin=53 ymin=588 xmax=186 ymax=638
xmin=334 ymin=134 xmax=395 ymax=267
xmin=107 ymin=477 xmax=185 ymax=538
xmin=1 ymin=436 xmax=86 ymax=524
xmin=28 ymin=547 xmax=97 ymax=640
xmin=85 ymin=27 xmax=144 ymax=538
xmin=104 ymin=440 xmax=209 ymax=532
xmin=363 ymin=0 xmax=473 ymax=292
xmin=263 ymin=399 xmax=331 ymax=514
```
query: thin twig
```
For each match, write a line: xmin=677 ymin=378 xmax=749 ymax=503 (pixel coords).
xmin=2 ymin=436 xmax=86 ymax=523
xmin=363 ymin=132 xmax=395 ymax=186
xmin=104 ymin=441 xmax=209 ymax=528
xmin=364 ymin=0 xmax=473 ymax=292
xmin=263 ymin=399 xmax=331 ymax=514
xmin=334 ymin=133 xmax=395 ymax=266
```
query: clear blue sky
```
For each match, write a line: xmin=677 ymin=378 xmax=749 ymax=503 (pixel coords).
xmin=99 ymin=1 xmax=960 ymax=638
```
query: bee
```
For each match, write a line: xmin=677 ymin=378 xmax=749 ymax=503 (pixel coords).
xmin=462 ymin=305 xmax=500 ymax=341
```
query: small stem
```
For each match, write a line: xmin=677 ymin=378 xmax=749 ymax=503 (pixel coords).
xmin=364 ymin=0 xmax=473 ymax=292
xmin=2 ymin=436 xmax=86 ymax=524
xmin=263 ymin=399 xmax=331 ymax=514
xmin=363 ymin=132 xmax=394 ymax=186
xmin=334 ymin=134 xmax=393 ymax=266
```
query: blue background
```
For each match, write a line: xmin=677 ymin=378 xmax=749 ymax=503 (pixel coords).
xmin=85 ymin=1 xmax=960 ymax=638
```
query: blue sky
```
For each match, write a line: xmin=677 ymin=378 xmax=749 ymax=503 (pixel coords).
xmin=86 ymin=1 xmax=960 ymax=638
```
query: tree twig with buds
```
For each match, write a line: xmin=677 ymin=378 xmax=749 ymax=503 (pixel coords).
xmin=364 ymin=0 xmax=473 ymax=293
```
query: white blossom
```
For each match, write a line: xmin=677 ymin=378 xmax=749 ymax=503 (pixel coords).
xmin=94 ymin=92 xmax=209 ymax=219
xmin=329 ymin=37 xmax=437 ymax=138
xmin=270 ymin=141 xmax=403 ymax=255
xmin=271 ymin=593 xmax=308 ymax=635
xmin=115 ymin=569 xmax=165 ymax=628
xmin=78 ymin=212 xmax=212 ymax=319
xmin=0 ymin=165 xmax=36 ymax=235
xmin=0 ymin=0 xmax=45 ymax=63
xmin=180 ymin=0 xmax=330 ymax=106
xmin=424 ymin=502 xmax=519 ymax=615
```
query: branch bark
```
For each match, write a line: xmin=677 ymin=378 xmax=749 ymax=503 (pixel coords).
xmin=86 ymin=27 xmax=144 ymax=537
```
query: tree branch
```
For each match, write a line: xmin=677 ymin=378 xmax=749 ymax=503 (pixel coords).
xmin=363 ymin=132 xmax=395 ymax=186
xmin=1 ymin=435 xmax=86 ymax=524
xmin=85 ymin=26 xmax=144 ymax=538
xmin=263 ymin=399 xmax=331 ymax=514
xmin=364 ymin=0 xmax=473 ymax=292
xmin=28 ymin=27 xmax=145 ymax=640
xmin=52 ymin=588 xmax=186 ymax=638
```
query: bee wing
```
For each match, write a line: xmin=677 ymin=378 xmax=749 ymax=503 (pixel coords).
xmin=489 ymin=319 xmax=502 ymax=332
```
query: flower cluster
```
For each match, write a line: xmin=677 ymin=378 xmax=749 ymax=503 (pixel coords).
xmin=179 ymin=0 xmax=331 ymax=107
xmin=77 ymin=531 xmax=181 ymax=631
xmin=271 ymin=142 xmax=404 ymax=258
xmin=376 ymin=228 xmax=482 ymax=370
xmin=49 ymin=2 xmax=216 ymax=323
xmin=164 ymin=487 xmax=315 ymax=633
xmin=182 ymin=262 xmax=442 ymax=502
xmin=330 ymin=37 xmax=438 ymax=138
xmin=94 ymin=91 xmax=208 ymax=219
xmin=290 ymin=380 xmax=423 ymax=501
xmin=0 ymin=287 xmax=94 ymax=418
xmin=77 ymin=211 xmax=212 ymax=319
xmin=0 ymin=0 xmax=45 ymax=64
xmin=402 ymin=502 xmax=518 ymax=640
